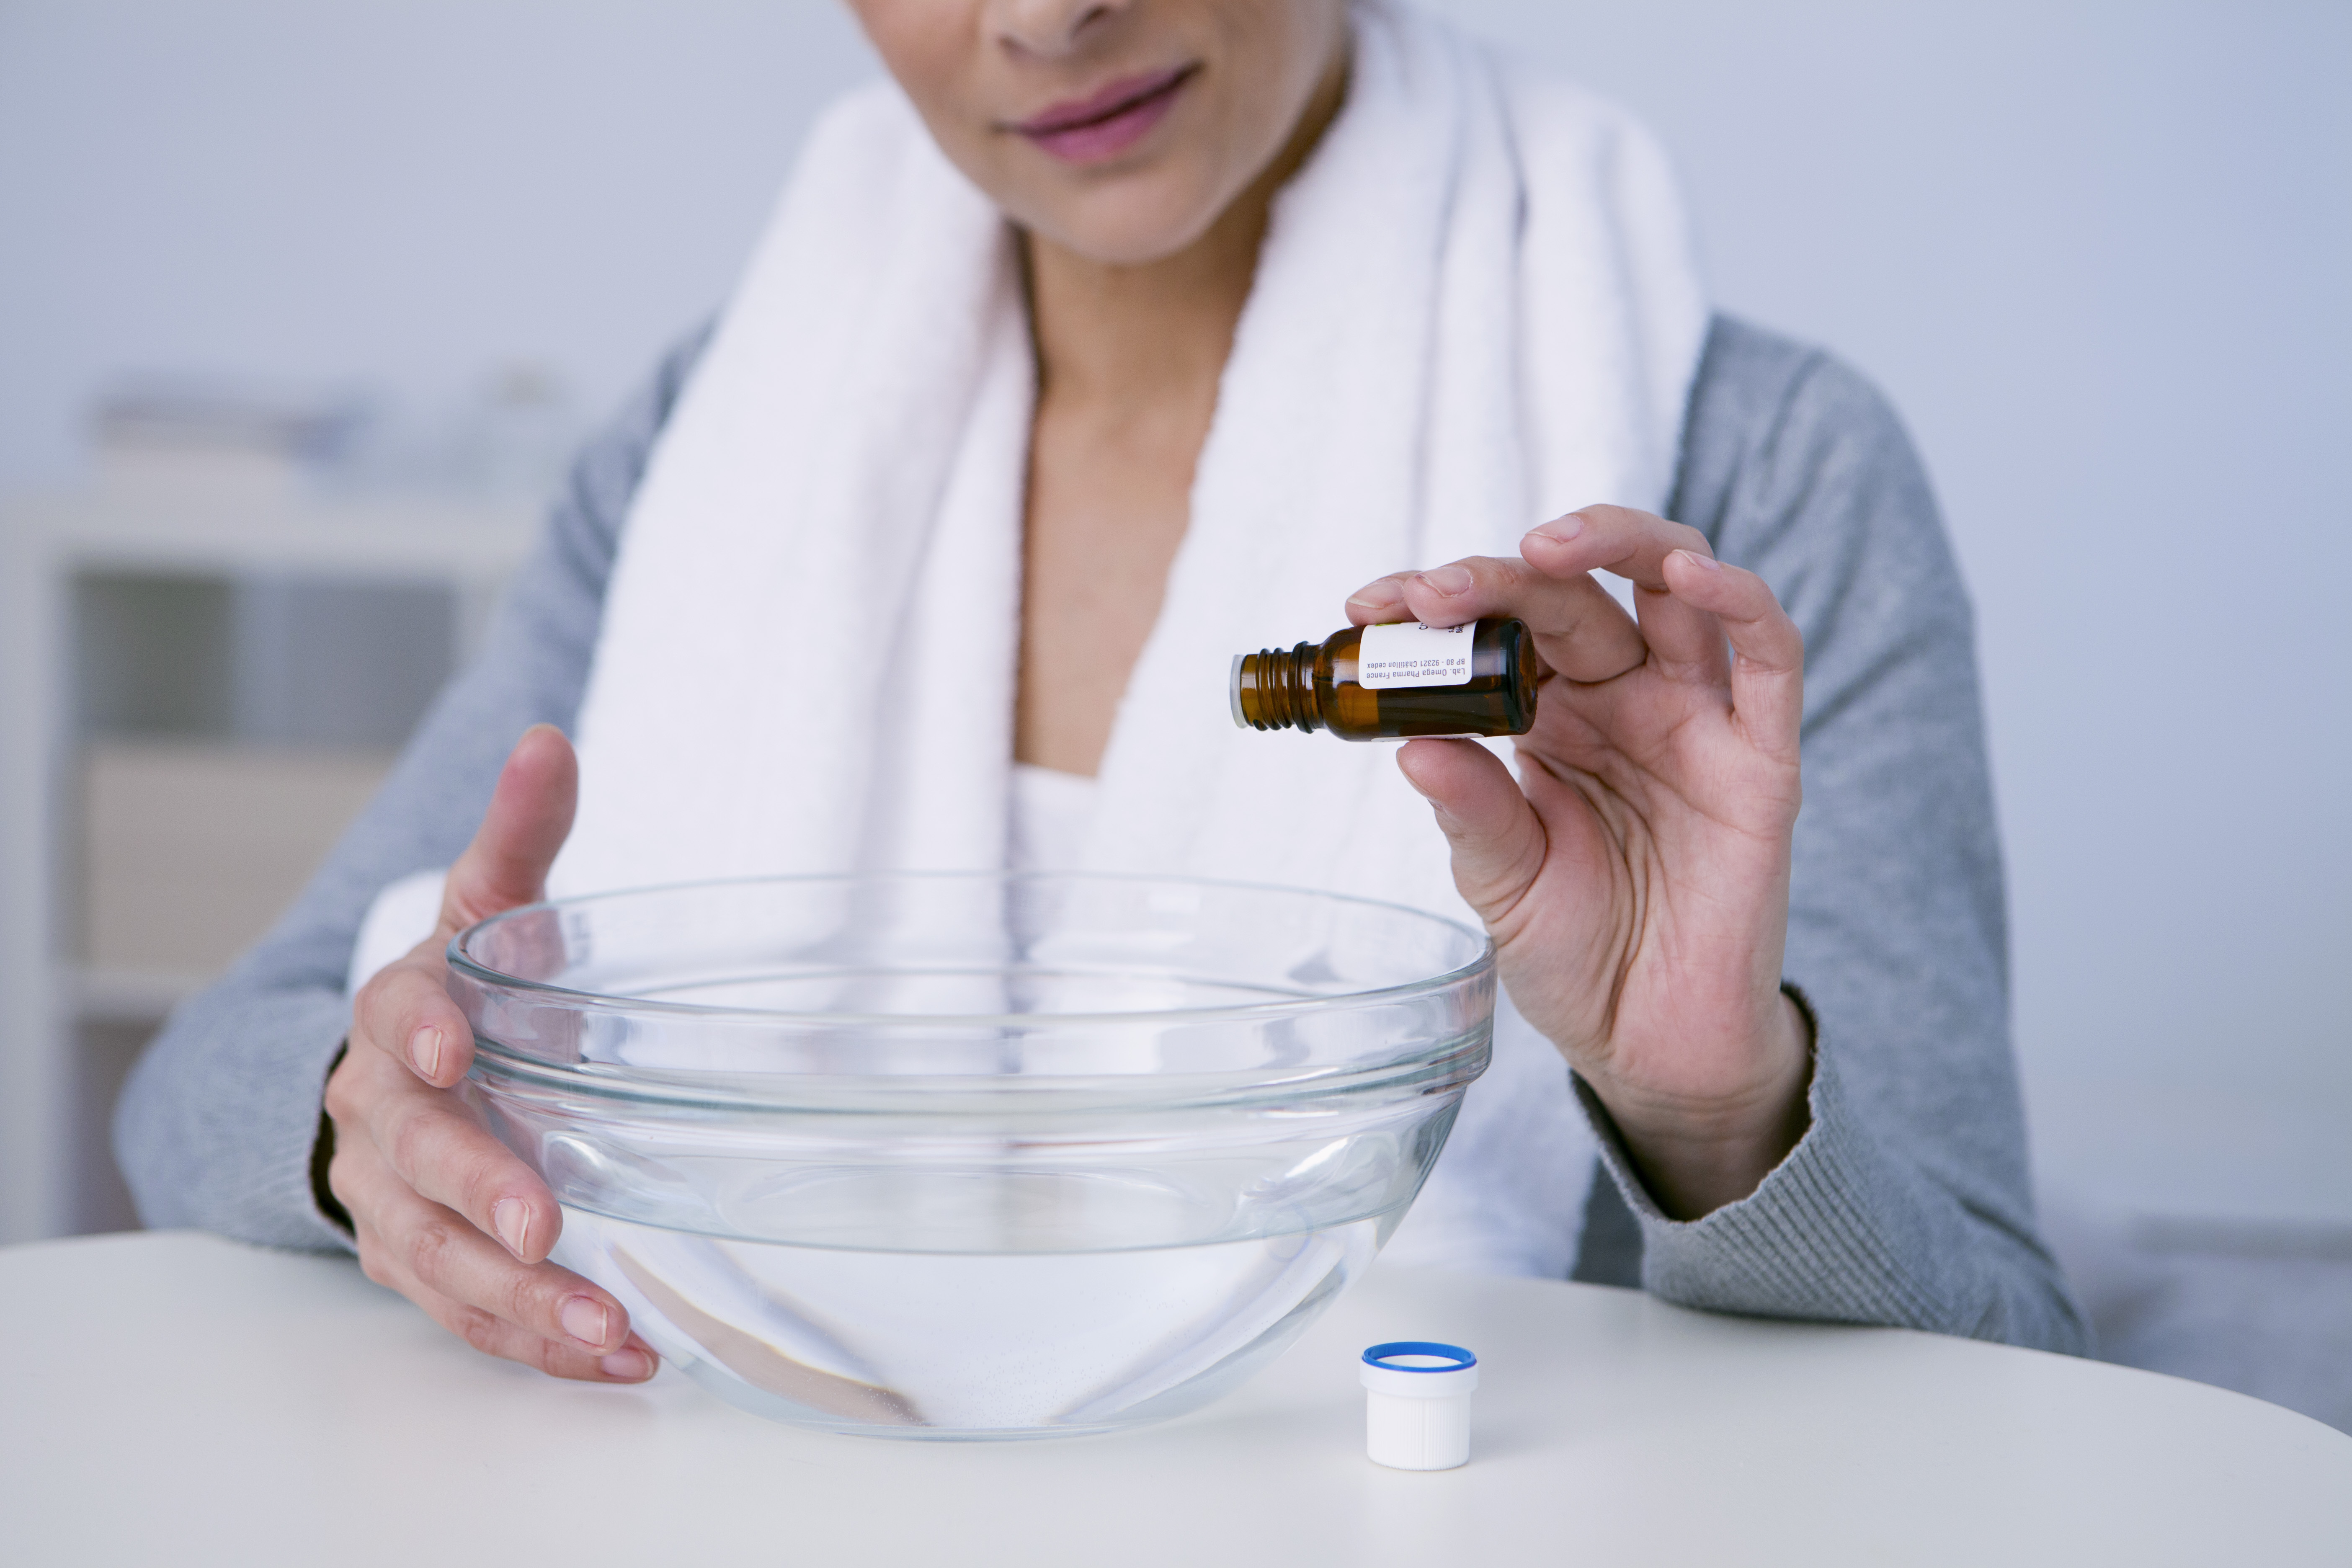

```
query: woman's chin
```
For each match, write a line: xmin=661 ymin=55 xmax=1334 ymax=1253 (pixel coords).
xmin=1013 ymin=175 xmax=1234 ymax=268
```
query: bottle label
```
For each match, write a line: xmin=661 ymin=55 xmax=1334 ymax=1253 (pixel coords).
xmin=1357 ymin=622 xmax=1475 ymax=689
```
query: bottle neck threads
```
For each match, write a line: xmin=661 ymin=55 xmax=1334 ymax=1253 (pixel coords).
xmin=1230 ymin=645 xmax=1322 ymax=732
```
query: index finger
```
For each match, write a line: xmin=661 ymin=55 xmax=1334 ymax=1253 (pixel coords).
xmin=353 ymin=945 xmax=478 ymax=1090
xmin=1520 ymin=505 xmax=1714 ymax=593
xmin=1356 ymin=554 xmax=1649 ymax=685
xmin=1521 ymin=505 xmax=1733 ymax=687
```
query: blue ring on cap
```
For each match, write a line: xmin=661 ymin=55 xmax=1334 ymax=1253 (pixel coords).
xmin=1362 ymin=1341 xmax=1477 ymax=1371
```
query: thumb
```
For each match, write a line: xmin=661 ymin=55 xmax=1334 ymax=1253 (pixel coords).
xmin=1394 ymin=739 xmax=1547 ymax=925
xmin=441 ymin=724 xmax=579 ymax=932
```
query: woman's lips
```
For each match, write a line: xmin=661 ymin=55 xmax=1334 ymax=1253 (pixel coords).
xmin=1012 ymin=66 xmax=1195 ymax=164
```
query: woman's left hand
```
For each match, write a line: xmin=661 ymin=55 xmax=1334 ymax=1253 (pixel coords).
xmin=1346 ymin=505 xmax=1812 ymax=1220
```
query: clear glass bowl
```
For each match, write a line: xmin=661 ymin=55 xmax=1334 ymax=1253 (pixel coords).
xmin=450 ymin=872 xmax=1493 ymax=1439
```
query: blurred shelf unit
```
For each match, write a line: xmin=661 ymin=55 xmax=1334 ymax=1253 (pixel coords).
xmin=0 ymin=482 xmax=536 ymax=1242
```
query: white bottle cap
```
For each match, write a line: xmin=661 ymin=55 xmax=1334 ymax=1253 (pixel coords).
xmin=1361 ymin=1342 xmax=1477 ymax=1471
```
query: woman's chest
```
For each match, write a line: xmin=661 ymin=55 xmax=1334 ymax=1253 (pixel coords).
xmin=1014 ymin=387 xmax=1212 ymax=774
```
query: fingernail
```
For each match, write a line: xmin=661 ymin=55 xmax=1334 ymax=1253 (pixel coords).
xmin=1345 ymin=591 xmax=1390 ymax=609
xmin=1417 ymin=565 xmax=1474 ymax=596
xmin=408 ymin=1026 xmax=443 ymax=1080
xmin=1676 ymin=548 xmax=1722 ymax=572
xmin=561 ymin=1296 xmax=610 ymax=1349
xmin=492 ymin=1198 xmax=530 ymax=1259
xmin=1525 ymin=514 xmax=1586 ymax=544
xmin=599 ymin=1348 xmax=652 ymax=1381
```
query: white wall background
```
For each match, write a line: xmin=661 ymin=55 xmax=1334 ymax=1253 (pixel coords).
xmin=3 ymin=0 xmax=2345 ymax=1225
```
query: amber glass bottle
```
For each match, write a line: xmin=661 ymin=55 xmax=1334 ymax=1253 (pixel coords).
xmin=1230 ymin=618 xmax=1537 ymax=740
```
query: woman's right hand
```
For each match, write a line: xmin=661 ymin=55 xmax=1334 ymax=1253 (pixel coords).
xmin=322 ymin=725 xmax=657 ymax=1383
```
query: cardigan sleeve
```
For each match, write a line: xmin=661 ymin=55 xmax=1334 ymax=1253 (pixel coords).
xmin=1571 ymin=315 xmax=2089 ymax=1355
xmin=111 ymin=325 xmax=711 ymax=1250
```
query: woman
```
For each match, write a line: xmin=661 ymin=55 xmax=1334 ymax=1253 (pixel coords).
xmin=118 ymin=0 xmax=2086 ymax=1385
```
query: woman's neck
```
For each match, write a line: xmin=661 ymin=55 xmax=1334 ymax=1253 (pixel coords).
xmin=1021 ymin=52 xmax=1349 ymax=412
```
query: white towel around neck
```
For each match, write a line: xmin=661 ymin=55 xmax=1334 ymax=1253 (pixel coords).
xmin=527 ymin=1 xmax=1705 ymax=1276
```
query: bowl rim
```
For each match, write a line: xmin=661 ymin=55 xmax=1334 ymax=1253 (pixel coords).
xmin=467 ymin=1038 xmax=1491 ymax=1115
xmin=449 ymin=869 xmax=1493 ymax=1031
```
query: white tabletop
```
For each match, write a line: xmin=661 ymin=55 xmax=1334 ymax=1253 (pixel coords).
xmin=3 ymin=1232 xmax=2345 ymax=1565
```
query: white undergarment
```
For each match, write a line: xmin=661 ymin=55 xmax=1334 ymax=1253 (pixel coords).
xmin=1007 ymin=763 xmax=1099 ymax=874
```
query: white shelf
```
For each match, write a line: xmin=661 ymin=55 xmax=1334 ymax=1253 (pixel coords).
xmin=69 ymin=966 xmax=211 ymax=1026
xmin=15 ymin=485 xmax=535 ymax=583
xmin=0 ymin=483 xmax=536 ymax=1242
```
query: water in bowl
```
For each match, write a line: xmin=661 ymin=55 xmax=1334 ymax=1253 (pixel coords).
xmin=552 ymin=1172 xmax=1395 ymax=1438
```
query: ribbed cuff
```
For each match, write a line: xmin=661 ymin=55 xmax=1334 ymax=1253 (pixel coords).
xmin=1573 ymin=1033 xmax=1963 ymax=1332
xmin=311 ymin=1040 xmax=355 ymax=1238
xmin=175 ymin=989 xmax=361 ymax=1254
